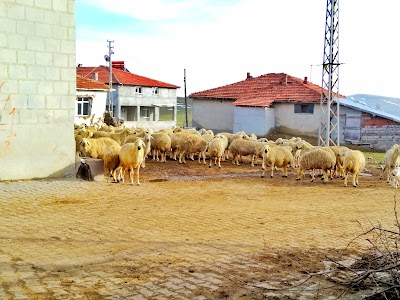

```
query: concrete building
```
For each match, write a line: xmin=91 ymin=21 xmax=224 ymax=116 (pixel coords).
xmin=190 ymin=73 xmax=330 ymax=137
xmin=75 ymin=75 xmax=109 ymax=126
xmin=190 ymin=72 xmax=400 ymax=148
xmin=0 ymin=1 xmax=76 ymax=180
xmin=77 ymin=63 xmax=180 ymax=132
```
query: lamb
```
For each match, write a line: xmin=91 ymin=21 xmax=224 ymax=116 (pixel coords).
xmin=208 ymin=134 xmax=229 ymax=168
xmin=151 ymin=132 xmax=172 ymax=163
xmin=340 ymin=149 xmax=366 ymax=187
xmin=390 ymin=167 xmax=400 ymax=189
xmin=175 ymin=134 xmax=208 ymax=164
xmin=380 ymin=144 xmax=400 ymax=183
xmin=117 ymin=139 xmax=146 ymax=185
xmin=297 ymin=148 xmax=336 ymax=183
xmin=261 ymin=145 xmax=294 ymax=178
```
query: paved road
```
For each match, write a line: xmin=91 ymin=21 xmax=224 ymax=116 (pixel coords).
xmin=0 ymin=173 xmax=396 ymax=299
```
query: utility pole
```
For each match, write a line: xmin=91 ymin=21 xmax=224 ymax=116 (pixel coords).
xmin=319 ymin=0 xmax=340 ymax=146
xmin=107 ymin=40 xmax=114 ymax=116
xmin=184 ymin=69 xmax=188 ymax=128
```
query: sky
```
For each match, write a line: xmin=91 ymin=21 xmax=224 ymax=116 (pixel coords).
xmin=76 ymin=0 xmax=400 ymax=99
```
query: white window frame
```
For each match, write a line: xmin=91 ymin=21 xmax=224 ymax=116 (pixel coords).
xmin=152 ymin=87 xmax=158 ymax=95
xmin=140 ymin=106 xmax=150 ymax=119
xmin=76 ymin=96 xmax=92 ymax=116
xmin=135 ymin=86 xmax=142 ymax=94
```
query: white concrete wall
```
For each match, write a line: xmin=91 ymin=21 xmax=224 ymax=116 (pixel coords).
xmin=0 ymin=0 xmax=76 ymax=180
xmin=233 ymin=106 xmax=275 ymax=136
xmin=192 ymin=99 xmax=234 ymax=132
xmin=74 ymin=90 xmax=107 ymax=126
xmin=275 ymin=103 xmax=323 ymax=135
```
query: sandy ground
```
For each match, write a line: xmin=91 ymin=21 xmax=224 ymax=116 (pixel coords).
xmin=0 ymin=155 xmax=399 ymax=299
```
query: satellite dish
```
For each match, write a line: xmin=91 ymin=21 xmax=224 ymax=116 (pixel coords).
xmin=104 ymin=55 xmax=110 ymax=62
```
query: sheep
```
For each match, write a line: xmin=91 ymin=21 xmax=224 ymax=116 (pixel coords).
xmin=151 ymin=132 xmax=172 ymax=163
xmin=79 ymin=137 xmax=121 ymax=160
xmin=117 ymin=139 xmax=146 ymax=185
xmin=261 ymin=145 xmax=294 ymax=178
xmin=228 ymin=139 xmax=259 ymax=167
xmin=380 ymin=144 xmax=400 ymax=183
xmin=78 ymin=137 xmax=121 ymax=181
xmin=297 ymin=148 xmax=336 ymax=183
xmin=170 ymin=130 xmax=200 ymax=160
xmin=340 ymin=149 xmax=366 ymax=187
xmin=175 ymin=134 xmax=208 ymax=164
xmin=390 ymin=167 xmax=400 ymax=189
xmin=208 ymin=134 xmax=229 ymax=168
xmin=91 ymin=128 xmax=134 ymax=145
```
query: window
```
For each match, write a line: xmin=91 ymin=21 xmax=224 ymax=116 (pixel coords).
xmin=152 ymin=87 xmax=158 ymax=95
xmin=140 ymin=106 xmax=150 ymax=119
xmin=135 ymin=86 xmax=142 ymax=94
xmin=294 ymin=104 xmax=314 ymax=114
xmin=77 ymin=97 xmax=91 ymax=116
xmin=159 ymin=106 xmax=174 ymax=121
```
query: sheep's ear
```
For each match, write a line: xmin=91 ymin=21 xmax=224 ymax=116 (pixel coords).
xmin=86 ymin=140 xmax=91 ymax=147
xmin=89 ymin=132 xmax=94 ymax=138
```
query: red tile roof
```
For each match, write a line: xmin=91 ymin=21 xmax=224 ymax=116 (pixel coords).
xmin=190 ymin=73 xmax=345 ymax=107
xmin=77 ymin=66 xmax=180 ymax=89
xmin=76 ymin=75 xmax=110 ymax=90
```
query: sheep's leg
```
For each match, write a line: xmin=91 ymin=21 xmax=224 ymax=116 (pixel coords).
xmin=130 ymin=168 xmax=134 ymax=185
xmin=344 ymin=172 xmax=349 ymax=186
xmin=296 ymin=168 xmax=303 ymax=180
xmin=141 ymin=153 xmax=146 ymax=168
xmin=380 ymin=166 xmax=386 ymax=180
xmin=209 ymin=156 xmax=213 ymax=168
xmin=202 ymin=152 xmax=207 ymax=165
xmin=270 ymin=164 xmax=275 ymax=178
xmin=387 ymin=170 xmax=391 ymax=183
xmin=136 ymin=166 xmax=141 ymax=185
xmin=251 ymin=155 xmax=255 ymax=167
xmin=322 ymin=169 xmax=328 ymax=183
xmin=353 ymin=172 xmax=358 ymax=187
xmin=218 ymin=156 xmax=222 ymax=168
xmin=311 ymin=169 xmax=315 ymax=182
xmin=283 ymin=166 xmax=288 ymax=177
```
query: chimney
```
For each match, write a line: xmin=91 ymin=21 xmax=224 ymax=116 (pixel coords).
xmin=303 ymin=76 xmax=308 ymax=84
xmin=246 ymin=72 xmax=252 ymax=79
xmin=93 ymin=72 xmax=98 ymax=81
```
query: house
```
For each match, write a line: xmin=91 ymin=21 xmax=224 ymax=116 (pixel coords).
xmin=77 ymin=62 xmax=180 ymax=131
xmin=75 ymin=75 xmax=110 ymax=126
xmin=189 ymin=72 xmax=336 ymax=137
xmin=190 ymin=72 xmax=400 ymax=148
xmin=337 ymin=95 xmax=400 ymax=149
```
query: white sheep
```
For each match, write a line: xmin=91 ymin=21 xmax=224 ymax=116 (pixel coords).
xmin=261 ymin=145 xmax=294 ymax=178
xmin=117 ymin=139 xmax=146 ymax=185
xmin=390 ymin=167 xmax=400 ymax=189
xmin=228 ymin=139 xmax=259 ymax=167
xmin=91 ymin=128 xmax=134 ymax=145
xmin=380 ymin=144 xmax=400 ymax=183
xmin=340 ymin=149 xmax=366 ymax=187
xmin=297 ymin=148 xmax=336 ymax=183
xmin=208 ymin=134 xmax=229 ymax=168
xmin=175 ymin=134 xmax=208 ymax=164
xmin=151 ymin=132 xmax=172 ymax=163
xmin=78 ymin=137 xmax=121 ymax=181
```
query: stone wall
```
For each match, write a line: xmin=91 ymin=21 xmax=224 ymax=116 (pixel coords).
xmin=0 ymin=0 xmax=76 ymax=180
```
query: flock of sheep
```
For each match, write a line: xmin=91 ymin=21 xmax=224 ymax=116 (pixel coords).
xmin=74 ymin=122 xmax=400 ymax=188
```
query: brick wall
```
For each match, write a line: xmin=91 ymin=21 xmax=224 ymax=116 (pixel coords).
xmin=0 ymin=0 xmax=76 ymax=180
xmin=360 ymin=113 xmax=400 ymax=150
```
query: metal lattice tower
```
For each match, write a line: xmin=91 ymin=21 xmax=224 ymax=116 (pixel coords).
xmin=318 ymin=0 xmax=340 ymax=146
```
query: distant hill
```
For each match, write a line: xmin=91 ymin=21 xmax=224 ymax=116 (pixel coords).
xmin=347 ymin=94 xmax=400 ymax=117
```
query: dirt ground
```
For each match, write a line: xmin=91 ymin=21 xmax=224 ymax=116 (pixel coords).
xmin=1 ymin=154 xmax=399 ymax=299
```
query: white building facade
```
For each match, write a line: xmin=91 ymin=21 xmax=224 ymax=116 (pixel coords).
xmin=0 ymin=1 xmax=76 ymax=180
